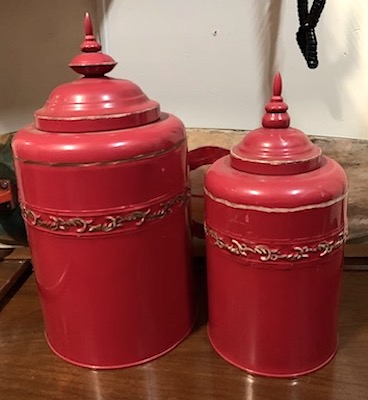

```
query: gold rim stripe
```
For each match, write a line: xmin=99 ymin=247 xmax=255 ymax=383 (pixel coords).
xmin=14 ymin=138 xmax=185 ymax=167
xmin=204 ymin=187 xmax=348 ymax=213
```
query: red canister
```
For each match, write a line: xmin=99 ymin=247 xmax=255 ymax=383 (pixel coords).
xmin=12 ymin=14 xmax=195 ymax=369
xmin=204 ymin=73 xmax=348 ymax=377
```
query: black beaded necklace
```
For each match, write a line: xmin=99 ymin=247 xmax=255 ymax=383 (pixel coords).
xmin=296 ymin=0 xmax=326 ymax=69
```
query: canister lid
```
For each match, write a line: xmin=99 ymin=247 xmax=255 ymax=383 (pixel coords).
xmin=34 ymin=13 xmax=160 ymax=133
xmin=231 ymin=73 xmax=322 ymax=175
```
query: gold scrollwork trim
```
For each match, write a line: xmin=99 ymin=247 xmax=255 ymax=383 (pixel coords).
xmin=21 ymin=190 xmax=189 ymax=234
xmin=204 ymin=223 xmax=347 ymax=262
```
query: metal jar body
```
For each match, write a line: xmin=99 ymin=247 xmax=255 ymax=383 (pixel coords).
xmin=12 ymin=113 xmax=195 ymax=369
xmin=205 ymin=154 xmax=348 ymax=377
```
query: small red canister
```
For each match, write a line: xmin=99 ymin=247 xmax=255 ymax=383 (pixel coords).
xmin=12 ymin=14 xmax=197 ymax=369
xmin=204 ymin=73 xmax=348 ymax=377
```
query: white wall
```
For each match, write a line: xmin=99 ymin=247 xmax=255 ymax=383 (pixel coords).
xmin=0 ymin=0 xmax=97 ymax=133
xmin=1 ymin=1 xmax=367 ymax=139
xmin=99 ymin=0 xmax=368 ymax=139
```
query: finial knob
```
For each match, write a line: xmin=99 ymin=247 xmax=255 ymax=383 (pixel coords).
xmin=273 ymin=72 xmax=282 ymax=96
xmin=81 ymin=12 xmax=102 ymax=53
xmin=69 ymin=12 xmax=117 ymax=77
xmin=262 ymin=72 xmax=290 ymax=129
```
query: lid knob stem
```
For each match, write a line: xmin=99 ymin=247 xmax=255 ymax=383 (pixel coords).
xmin=273 ymin=72 xmax=282 ymax=96
xmin=262 ymin=72 xmax=290 ymax=129
xmin=81 ymin=12 xmax=102 ymax=53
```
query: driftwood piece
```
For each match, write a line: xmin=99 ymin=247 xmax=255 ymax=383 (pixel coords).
xmin=187 ymin=129 xmax=367 ymax=245
xmin=309 ymin=136 xmax=367 ymax=243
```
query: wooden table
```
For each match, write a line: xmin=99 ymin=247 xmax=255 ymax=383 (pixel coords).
xmin=0 ymin=252 xmax=31 ymax=308
xmin=0 ymin=259 xmax=367 ymax=400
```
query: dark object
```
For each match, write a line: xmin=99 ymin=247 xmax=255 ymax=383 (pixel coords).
xmin=0 ymin=132 xmax=27 ymax=245
xmin=296 ymin=0 xmax=326 ymax=69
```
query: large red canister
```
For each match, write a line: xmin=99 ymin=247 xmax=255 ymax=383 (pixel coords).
xmin=204 ymin=73 xmax=348 ymax=377
xmin=12 ymin=14 xmax=195 ymax=369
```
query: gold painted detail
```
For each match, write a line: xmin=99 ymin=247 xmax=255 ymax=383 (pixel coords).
xmin=21 ymin=190 xmax=189 ymax=235
xmin=204 ymin=187 xmax=348 ymax=213
xmin=204 ymin=224 xmax=346 ymax=262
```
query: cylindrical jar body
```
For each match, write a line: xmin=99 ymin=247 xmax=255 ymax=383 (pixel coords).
xmin=205 ymin=155 xmax=348 ymax=377
xmin=13 ymin=113 xmax=195 ymax=368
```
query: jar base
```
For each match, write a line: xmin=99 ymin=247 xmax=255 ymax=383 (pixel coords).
xmin=207 ymin=325 xmax=337 ymax=378
xmin=44 ymin=315 xmax=196 ymax=370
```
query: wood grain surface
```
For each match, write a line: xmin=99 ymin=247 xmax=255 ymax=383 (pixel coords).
xmin=0 ymin=259 xmax=31 ymax=307
xmin=0 ymin=262 xmax=367 ymax=400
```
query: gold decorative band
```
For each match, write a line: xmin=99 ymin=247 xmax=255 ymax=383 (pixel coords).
xmin=15 ymin=138 xmax=186 ymax=167
xmin=21 ymin=188 xmax=190 ymax=235
xmin=205 ymin=223 xmax=347 ymax=263
xmin=204 ymin=187 xmax=348 ymax=213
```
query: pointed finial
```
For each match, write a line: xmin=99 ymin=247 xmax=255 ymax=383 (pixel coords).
xmin=262 ymin=72 xmax=290 ymax=128
xmin=273 ymin=72 xmax=282 ymax=96
xmin=84 ymin=12 xmax=93 ymax=36
xmin=80 ymin=12 xmax=102 ymax=53
xmin=69 ymin=12 xmax=116 ymax=76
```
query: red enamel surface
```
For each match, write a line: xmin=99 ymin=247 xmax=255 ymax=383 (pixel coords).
xmin=12 ymin=13 xmax=197 ymax=369
xmin=204 ymin=73 xmax=349 ymax=377
xmin=34 ymin=12 xmax=159 ymax=133
xmin=231 ymin=73 xmax=321 ymax=175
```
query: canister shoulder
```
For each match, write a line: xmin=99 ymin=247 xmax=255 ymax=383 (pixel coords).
xmin=205 ymin=155 xmax=348 ymax=209
xmin=12 ymin=113 xmax=185 ymax=165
